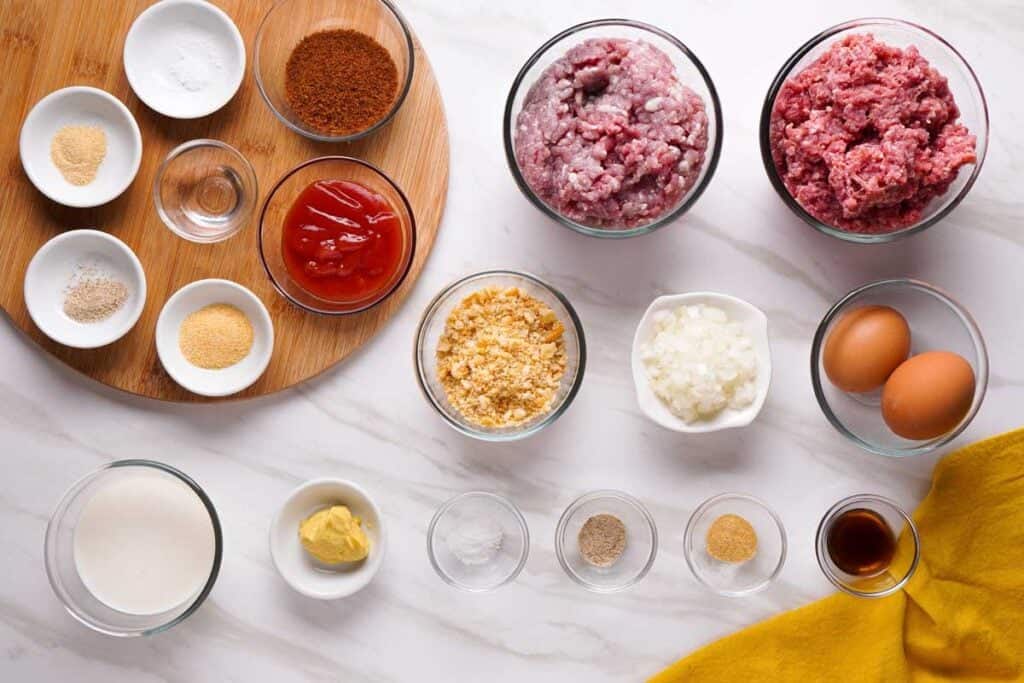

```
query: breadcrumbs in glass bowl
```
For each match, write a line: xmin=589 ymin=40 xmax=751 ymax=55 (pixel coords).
xmin=415 ymin=270 xmax=586 ymax=441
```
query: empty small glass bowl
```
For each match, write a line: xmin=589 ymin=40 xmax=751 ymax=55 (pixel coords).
xmin=503 ymin=18 xmax=723 ymax=238
xmin=414 ymin=270 xmax=586 ymax=441
xmin=760 ymin=18 xmax=988 ymax=242
xmin=811 ymin=279 xmax=988 ymax=457
xmin=154 ymin=139 xmax=257 ymax=243
xmin=427 ymin=492 xmax=529 ymax=592
xmin=258 ymin=156 xmax=416 ymax=315
xmin=555 ymin=490 xmax=657 ymax=593
xmin=253 ymin=0 xmax=414 ymax=142
xmin=684 ymin=493 xmax=787 ymax=597
xmin=44 ymin=460 xmax=222 ymax=637
xmin=815 ymin=494 xmax=920 ymax=598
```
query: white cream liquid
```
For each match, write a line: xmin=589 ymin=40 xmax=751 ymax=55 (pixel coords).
xmin=73 ymin=469 xmax=216 ymax=615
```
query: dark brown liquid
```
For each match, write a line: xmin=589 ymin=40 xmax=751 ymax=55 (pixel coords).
xmin=826 ymin=508 xmax=896 ymax=576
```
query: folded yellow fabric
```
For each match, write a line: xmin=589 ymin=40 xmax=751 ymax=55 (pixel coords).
xmin=651 ymin=428 xmax=1024 ymax=683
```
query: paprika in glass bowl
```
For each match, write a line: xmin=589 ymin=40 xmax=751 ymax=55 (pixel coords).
xmin=258 ymin=157 xmax=416 ymax=315
xmin=254 ymin=0 xmax=415 ymax=143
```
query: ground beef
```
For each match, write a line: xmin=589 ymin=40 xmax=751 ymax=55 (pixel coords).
xmin=769 ymin=34 xmax=976 ymax=234
xmin=514 ymin=38 xmax=709 ymax=229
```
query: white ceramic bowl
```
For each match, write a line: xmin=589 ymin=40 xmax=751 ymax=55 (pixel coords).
xmin=155 ymin=279 xmax=273 ymax=397
xmin=19 ymin=87 xmax=142 ymax=208
xmin=270 ymin=479 xmax=387 ymax=600
xmin=124 ymin=0 xmax=245 ymax=119
xmin=631 ymin=292 xmax=771 ymax=433
xmin=24 ymin=230 xmax=146 ymax=348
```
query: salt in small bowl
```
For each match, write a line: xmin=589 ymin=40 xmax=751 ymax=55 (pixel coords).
xmin=631 ymin=292 xmax=771 ymax=433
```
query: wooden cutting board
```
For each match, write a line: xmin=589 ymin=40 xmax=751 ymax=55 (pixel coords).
xmin=0 ymin=0 xmax=449 ymax=401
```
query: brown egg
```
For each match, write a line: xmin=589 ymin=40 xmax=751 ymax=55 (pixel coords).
xmin=882 ymin=351 xmax=976 ymax=440
xmin=822 ymin=306 xmax=911 ymax=393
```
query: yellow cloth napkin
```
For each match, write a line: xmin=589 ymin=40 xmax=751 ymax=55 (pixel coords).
xmin=651 ymin=428 xmax=1024 ymax=683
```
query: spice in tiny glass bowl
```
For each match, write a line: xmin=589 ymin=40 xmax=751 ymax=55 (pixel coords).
xmin=706 ymin=513 xmax=757 ymax=563
xmin=578 ymin=513 xmax=627 ymax=568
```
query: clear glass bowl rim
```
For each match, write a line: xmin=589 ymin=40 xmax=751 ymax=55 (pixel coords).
xmin=153 ymin=138 xmax=258 ymax=244
xmin=810 ymin=278 xmax=989 ymax=457
xmin=554 ymin=489 xmax=658 ymax=593
xmin=257 ymin=155 xmax=418 ymax=316
xmin=426 ymin=491 xmax=530 ymax=592
xmin=758 ymin=17 xmax=990 ymax=243
xmin=502 ymin=17 xmax=724 ymax=239
xmin=43 ymin=459 xmax=224 ymax=637
xmin=252 ymin=0 xmax=416 ymax=143
xmin=682 ymin=492 xmax=788 ymax=597
xmin=814 ymin=493 xmax=921 ymax=598
xmin=413 ymin=269 xmax=587 ymax=441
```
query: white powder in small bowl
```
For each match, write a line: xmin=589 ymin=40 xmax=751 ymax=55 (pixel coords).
xmin=445 ymin=517 xmax=504 ymax=566
xmin=640 ymin=304 xmax=758 ymax=422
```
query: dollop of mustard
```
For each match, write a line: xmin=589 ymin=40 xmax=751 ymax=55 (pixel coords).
xmin=299 ymin=505 xmax=370 ymax=563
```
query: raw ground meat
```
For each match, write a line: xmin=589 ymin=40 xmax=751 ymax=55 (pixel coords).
xmin=769 ymin=34 xmax=977 ymax=234
xmin=514 ymin=38 xmax=709 ymax=229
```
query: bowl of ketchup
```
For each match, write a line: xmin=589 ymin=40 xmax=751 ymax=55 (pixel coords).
xmin=259 ymin=156 xmax=416 ymax=315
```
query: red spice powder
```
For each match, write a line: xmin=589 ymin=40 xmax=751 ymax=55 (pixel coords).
xmin=285 ymin=29 xmax=399 ymax=137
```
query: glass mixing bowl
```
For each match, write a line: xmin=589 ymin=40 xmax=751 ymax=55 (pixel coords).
xmin=253 ymin=0 xmax=414 ymax=142
xmin=503 ymin=18 xmax=723 ymax=238
xmin=811 ymin=279 xmax=988 ymax=457
xmin=760 ymin=18 xmax=988 ymax=243
xmin=43 ymin=460 xmax=222 ymax=637
xmin=258 ymin=156 xmax=416 ymax=315
xmin=427 ymin=491 xmax=529 ymax=592
xmin=555 ymin=490 xmax=657 ymax=593
xmin=414 ymin=270 xmax=586 ymax=441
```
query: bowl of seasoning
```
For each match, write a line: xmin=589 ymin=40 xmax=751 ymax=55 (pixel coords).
xmin=155 ymin=279 xmax=274 ymax=397
xmin=815 ymin=494 xmax=920 ymax=598
xmin=24 ymin=230 xmax=146 ymax=349
xmin=259 ymin=156 xmax=416 ymax=316
xmin=684 ymin=493 xmax=787 ymax=597
xmin=503 ymin=19 xmax=723 ymax=237
xmin=427 ymin=491 xmax=529 ymax=592
xmin=44 ymin=459 xmax=222 ymax=637
xmin=811 ymin=279 xmax=987 ymax=457
xmin=414 ymin=270 xmax=586 ymax=441
xmin=253 ymin=0 xmax=414 ymax=142
xmin=555 ymin=490 xmax=657 ymax=593
xmin=760 ymin=18 xmax=988 ymax=242
xmin=19 ymin=86 xmax=142 ymax=208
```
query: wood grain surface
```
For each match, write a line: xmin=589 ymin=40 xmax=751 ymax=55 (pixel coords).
xmin=0 ymin=0 xmax=449 ymax=401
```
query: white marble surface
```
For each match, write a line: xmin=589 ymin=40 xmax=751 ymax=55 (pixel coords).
xmin=3 ymin=1 xmax=1023 ymax=681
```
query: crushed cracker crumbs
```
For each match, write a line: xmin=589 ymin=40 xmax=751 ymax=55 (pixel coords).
xmin=436 ymin=286 xmax=568 ymax=428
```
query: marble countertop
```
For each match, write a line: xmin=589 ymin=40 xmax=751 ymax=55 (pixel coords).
xmin=3 ymin=0 xmax=1022 ymax=680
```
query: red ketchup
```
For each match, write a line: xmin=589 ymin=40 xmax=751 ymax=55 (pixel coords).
xmin=281 ymin=179 xmax=404 ymax=303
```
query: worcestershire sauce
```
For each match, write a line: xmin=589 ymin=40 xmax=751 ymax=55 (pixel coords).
xmin=826 ymin=508 xmax=896 ymax=576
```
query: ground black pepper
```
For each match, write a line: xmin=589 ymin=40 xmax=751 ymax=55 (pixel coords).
xmin=285 ymin=29 xmax=399 ymax=137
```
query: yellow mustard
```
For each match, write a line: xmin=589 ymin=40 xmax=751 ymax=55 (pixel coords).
xmin=298 ymin=505 xmax=370 ymax=563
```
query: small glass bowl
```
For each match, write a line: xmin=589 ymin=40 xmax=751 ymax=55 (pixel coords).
xmin=503 ymin=18 xmax=723 ymax=238
xmin=253 ymin=0 xmax=414 ymax=142
xmin=43 ymin=460 xmax=222 ymax=637
xmin=258 ymin=156 xmax=416 ymax=315
xmin=811 ymin=279 xmax=988 ymax=457
xmin=154 ymin=139 xmax=257 ymax=244
xmin=684 ymin=493 xmax=787 ymax=597
xmin=759 ymin=18 xmax=989 ymax=243
xmin=427 ymin=492 xmax=529 ymax=592
xmin=414 ymin=270 xmax=586 ymax=441
xmin=815 ymin=494 xmax=920 ymax=598
xmin=555 ymin=490 xmax=657 ymax=593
